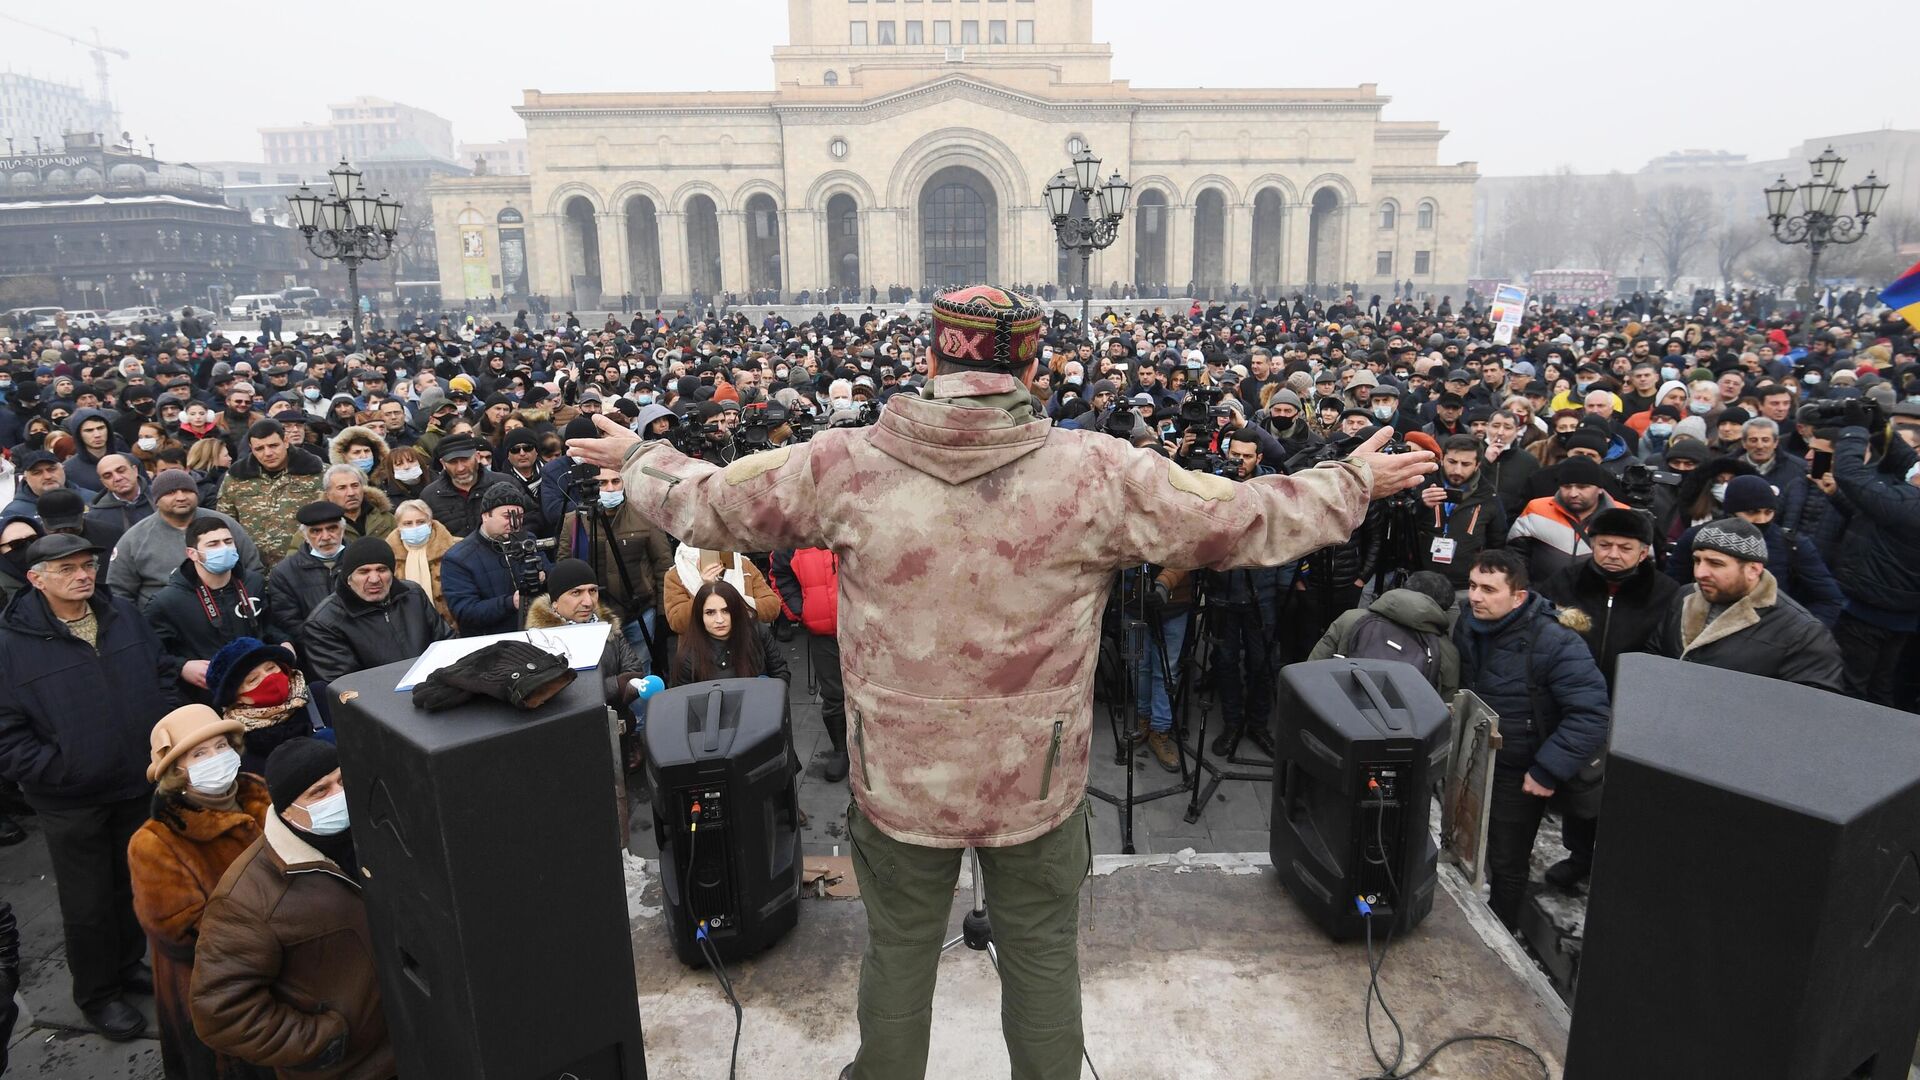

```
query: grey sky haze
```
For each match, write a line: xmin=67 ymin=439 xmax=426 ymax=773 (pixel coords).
xmin=6 ymin=0 xmax=1911 ymax=176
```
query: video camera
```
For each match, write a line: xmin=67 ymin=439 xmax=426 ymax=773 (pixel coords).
xmin=1619 ymin=462 xmax=1680 ymax=512
xmin=1177 ymin=386 xmax=1229 ymax=430
xmin=501 ymin=536 xmax=548 ymax=597
xmin=1801 ymin=397 xmax=1885 ymax=433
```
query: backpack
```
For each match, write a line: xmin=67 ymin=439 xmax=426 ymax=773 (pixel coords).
xmin=1339 ymin=611 xmax=1443 ymax=687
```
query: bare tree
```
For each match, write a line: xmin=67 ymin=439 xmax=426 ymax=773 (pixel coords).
xmin=1579 ymin=172 xmax=1640 ymax=274
xmin=1713 ymin=219 xmax=1768 ymax=295
xmin=1638 ymin=185 xmax=1717 ymax=286
xmin=1494 ymin=167 xmax=1585 ymax=276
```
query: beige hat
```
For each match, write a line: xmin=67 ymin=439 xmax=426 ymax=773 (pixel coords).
xmin=147 ymin=704 xmax=244 ymax=783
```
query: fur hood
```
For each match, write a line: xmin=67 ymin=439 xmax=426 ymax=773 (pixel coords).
xmin=361 ymin=485 xmax=393 ymax=514
xmin=329 ymin=424 xmax=390 ymax=468
xmin=523 ymin=594 xmax=622 ymax=632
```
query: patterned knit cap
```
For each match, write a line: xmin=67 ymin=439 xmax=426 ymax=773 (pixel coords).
xmin=931 ymin=285 xmax=1045 ymax=370
xmin=1691 ymin=517 xmax=1767 ymax=563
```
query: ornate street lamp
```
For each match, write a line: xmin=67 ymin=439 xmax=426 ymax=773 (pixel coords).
xmin=1045 ymin=146 xmax=1131 ymax=338
xmin=1764 ymin=145 xmax=1888 ymax=339
xmin=288 ymin=159 xmax=401 ymax=343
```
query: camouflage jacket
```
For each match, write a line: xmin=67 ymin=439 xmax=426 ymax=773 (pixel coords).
xmin=619 ymin=370 xmax=1373 ymax=848
xmin=219 ymin=447 xmax=326 ymax=571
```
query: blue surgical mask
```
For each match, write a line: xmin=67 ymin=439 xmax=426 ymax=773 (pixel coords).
xmin=598 ymin=490 xmax=626 ymax=510
xmin=201 ymin=546 xmax=239 ymax=574
xmin=400 ymin=523 xmax=432 ymax=547
xmin=1803 ymin=372 xmax=1822 ymax=386
xmin=352 ymin=457 xmax=374 ymax=474
xmin=312 ymin=544 xmax=340 ymax=561
xmin=303 ymin=387 xmax=322 ymax=401
xmin=1906 ymin=463 xmax=1920 ymax=485
xmin=1689 ymin=400 xmax=1711 ymax=415
xmin=1648 ymin=423 xmax=1673 ymax=438
xmin=186 ymin=748 xmax=241 ymax=795
xmin=1373 ymin=404 xmax=1396 ymax=420
xmin=1660 ymin=367 xmax=1680 ymax=382
xmin=299 ymin=789 xmax=350 ymax=836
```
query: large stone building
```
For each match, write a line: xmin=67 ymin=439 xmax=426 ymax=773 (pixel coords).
xmin=430 ymin=0 xmax=1476 ymax=308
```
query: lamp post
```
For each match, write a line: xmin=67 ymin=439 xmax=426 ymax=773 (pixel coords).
xmin=1763 ymin=145 xmax=1888 ymax=340
xmin=288 ymin=159 xmax=402 ymax=344
xmin=1045 ymin=145 xmax=1131 ymax=339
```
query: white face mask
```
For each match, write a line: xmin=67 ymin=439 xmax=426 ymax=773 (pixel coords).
xmin=1711 ymin=482 xmax=1729 ymax=504
xmin=392 ymin=465 xmax=423 ymax=483
xmin=299 ymin=789 xmax=350 ymax=836
xmin=186 ymin=747 xmax=241 ymax=795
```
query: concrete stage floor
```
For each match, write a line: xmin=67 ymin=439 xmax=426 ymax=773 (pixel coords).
xmin=625 ymin=851 xmax=1568 ymax=1080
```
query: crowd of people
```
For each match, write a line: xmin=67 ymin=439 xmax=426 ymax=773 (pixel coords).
xmin=0 ymin=277 xmax=1914 ymax=1073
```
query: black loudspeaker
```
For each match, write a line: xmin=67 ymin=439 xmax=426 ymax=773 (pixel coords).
xmin=1566 ymin=655 xmax=1920 ymax=1080
xmin=331 ymin=659 xmax=647 ymax=1080
xmin=644 ymin=677 xmax=802 ymax=967
xmin=1271 ymin=658 xmax=1450 ymax=940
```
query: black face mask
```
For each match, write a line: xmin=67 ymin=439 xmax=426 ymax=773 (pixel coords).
xmin=1593 ymin=560 xmax=1639 ymax=583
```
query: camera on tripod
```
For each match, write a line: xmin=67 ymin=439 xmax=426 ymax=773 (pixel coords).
xmin=502 ymin=536 xmax=547 ymax=597
xmin=1619 ymin=462 xmax=1679 ymax=512
xmin=736 ymin=401 xmax=789 ymax=453
xmin=1178 ymin=386 xmax=1228 ymax=429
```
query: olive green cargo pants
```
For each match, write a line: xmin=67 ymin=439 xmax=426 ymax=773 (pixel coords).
xmin=846 ymin=799 xmax=1093 ymax=1080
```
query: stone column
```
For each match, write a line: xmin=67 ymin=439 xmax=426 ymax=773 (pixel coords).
xmin=656 ymin=211 xmax=687 ymax=304
xmin=1287 ymin=201 xmax=1312 ymax=290
xmin=1167 ymin=201 xmax=1194 ymax=296
xmin=531 ymin=213 xmax=565 ymax=304
xmin=597 ymin=210 xmax=630 ymax=305
xmin=1228 ymin=201 xmax=1254 ymax=291
xmin=719 ymin=209 xmax=747 ymax=295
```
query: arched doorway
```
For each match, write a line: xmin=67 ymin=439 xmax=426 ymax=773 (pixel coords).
xmin=744 ymin=193 xmax=782 ymax=297
xmin=1307 ymin=187 xmax=1343 ymax=288
xmin=826 ymin=193 xmax=860 ymax=291
xmin=561 ymin=196 xmax=601 ymax=307
xmin=1251 ymin=188 xmax=1286 ymax=293
xmin=684 ymin=194 xmax=722 ymax=297
xmin=1191 ymin=189 xmax=1226 ymax=296
xmin=919 ymin=165 xmax=997 ymax=289
xmin=1133 ymin=189 xmax=1168 ymax=289
xmin=624 ymin=195 xmax=662 ymax=303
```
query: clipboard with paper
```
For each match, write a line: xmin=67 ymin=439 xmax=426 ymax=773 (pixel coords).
xmin=393 ymin=622 xmax=611 ymax=691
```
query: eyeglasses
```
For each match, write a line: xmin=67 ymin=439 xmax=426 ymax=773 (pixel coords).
xmin=39 ymin=559 xmax=99 ymax=579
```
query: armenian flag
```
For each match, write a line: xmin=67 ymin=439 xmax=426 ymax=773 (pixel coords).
xmin=1885 ymin=258 xmax=1920 ymax=332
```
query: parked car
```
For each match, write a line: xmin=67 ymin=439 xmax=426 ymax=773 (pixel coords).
xmin=226 ymin=294 xmax=284 ymax=320
xmin=105 ymin=306 xmax=165 ymax=330
xmin=2 ymin=306 xmax=62 ymax=332
xmin=64 ymin=310 xmax=106 ymax=331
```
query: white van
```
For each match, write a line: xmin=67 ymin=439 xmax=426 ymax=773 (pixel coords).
xmin=227 ymin=294 xmax=284 ymax=320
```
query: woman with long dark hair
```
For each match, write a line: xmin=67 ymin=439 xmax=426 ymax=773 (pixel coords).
xmin=671 ymin=579 xmax=789 ymax=686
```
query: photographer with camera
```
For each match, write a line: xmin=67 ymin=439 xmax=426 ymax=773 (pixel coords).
xmin=558 ymin=468 xmax=672 ymax=673
xmin=440 ymin=483 xmax=550 ymax=637
xmin=1412 ymin=436 xmax=1508 ymax=592
xmin=1205 ymin=430 xmax=1288 ymax=757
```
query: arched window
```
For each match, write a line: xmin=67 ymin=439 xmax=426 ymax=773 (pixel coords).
xmin=823 ymin=70 xmax=840 ymax=85
xmin=1378 ymin=202 xmax=1397 ymax=230
xmin=1417 ymin=201 xmax=1435 ymax=230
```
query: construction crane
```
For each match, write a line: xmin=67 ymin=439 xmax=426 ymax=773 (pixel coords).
xmin=0 ymin=14 xmax=129 ymax=128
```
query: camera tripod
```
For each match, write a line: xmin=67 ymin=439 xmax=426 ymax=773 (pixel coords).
xmin=1086 ymin=567 xmax=1198 ymax=855
xmin=569 ymin=467 xmax=663 ymax=674
xmin=1181 ymin=567 xmax=1286 ymax=823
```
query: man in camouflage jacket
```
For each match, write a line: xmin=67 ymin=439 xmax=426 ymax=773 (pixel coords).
xmin=570 ymin=284 xmax=1433 ymax=1080
xmin=219 ymin=419 xmax=325 ymax=571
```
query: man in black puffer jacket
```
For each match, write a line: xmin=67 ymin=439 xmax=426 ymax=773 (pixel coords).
xmin=299 ymin=537 xmax=456 ymax=685
xmin=1453 ymin=549 xmax=1611 ymax=929
xmin=1825 ymin=423 xmax=1920 ymax=707
xmin=1535 ymin=507 xmax=1677 ymax=891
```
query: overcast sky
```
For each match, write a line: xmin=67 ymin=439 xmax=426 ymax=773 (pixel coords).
xmin=8 ymin=0 xmax=1912 ymax=176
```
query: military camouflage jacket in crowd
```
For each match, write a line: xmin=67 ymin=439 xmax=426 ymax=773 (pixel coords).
xmin=619 ymin=370 xmax=1373 ymax=848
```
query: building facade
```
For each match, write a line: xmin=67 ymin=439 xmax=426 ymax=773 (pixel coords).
xmin=428 ymin=0 xmax=1476 ymax=308
xmin=459 ymin=138 xmax=530 ymax=176
xmin=261 ymin=96 xmax=458 ymax=168
xmin=0 ymin=134 xmax=300 ymax=311
xmin=0 ymin=73 xmax=115 ymax=156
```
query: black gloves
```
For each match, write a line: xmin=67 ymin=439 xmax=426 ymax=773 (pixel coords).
xmin=412 ymin=641 xmax=577 ymax=713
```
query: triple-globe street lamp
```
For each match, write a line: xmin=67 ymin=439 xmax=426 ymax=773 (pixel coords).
xmin=288 ymin=160 xmax=402 ymax=342
xmin=1045 ymin=145 xmax=1132 ymax=339
xmin=1762 ymin=145 xmax=1888 ymax=338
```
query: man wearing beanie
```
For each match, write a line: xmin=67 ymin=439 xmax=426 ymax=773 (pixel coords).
xmin=1645 ymin=517 xmax=1844 ymax=692
xmin=299 ymin=536 xmax=454 ymax=684
xmin=105 ymin=468 xmax=265 ymax=608
xmin=1536 ymin=506 xmax=1678 ymax=890
xmin=1509 ymin=455 xmax=1619 ymax=582
xmin=567 ymin=283 xmax=1436 ymax=1080
xmin=522 ymin=557 xmax=649 ymax=708
xmin=191 ymin=738 xmax=395 ymax=1079
xmin=442 ymin=481 xmax=550 ymax=637
xmin=1671 ymin=475 xmax=1843 ymax=625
